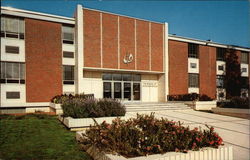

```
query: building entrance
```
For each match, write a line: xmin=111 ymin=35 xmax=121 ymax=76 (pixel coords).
xmin=103 ymin=73 xmax=141 ymax=101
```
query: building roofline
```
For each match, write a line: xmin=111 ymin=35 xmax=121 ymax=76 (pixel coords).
xmin=83 ymin=6 xmax=164 ymax=25
xmin=169 ymin=34 xmax=250 ymax=52
xmin=1 ymin=6 xmax=75 ymax=24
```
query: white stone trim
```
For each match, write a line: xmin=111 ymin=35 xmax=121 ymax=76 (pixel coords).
xmin=149 ymin=22 xmax=152 ymax=71
xmin=188 ymin=58 xmax=199 ymax=74
xmin=118 ymin=16 xmax=120 ymax=69
xmin=75 ymin=4 xmax=84 ymax=94
xmin=83 ymin=67 xmax=164 ymax=74
xmin=241 ymin=63 xmax=249 ymax=77
xmin=1 ymin=6 xmax=74 ymax=24
xmin=134 ymin=19 xmax=137 ymax=70
xmin=1 ymin=102 xmax=50 ymax=107
xmin=100 ymin=13 xmax=103 ymax=68
xmin=164 ymin=22 xmax=169 ymax=101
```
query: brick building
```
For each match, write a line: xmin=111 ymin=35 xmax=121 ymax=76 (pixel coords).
xmin=0 ymin=5 xmax=249 ymax=113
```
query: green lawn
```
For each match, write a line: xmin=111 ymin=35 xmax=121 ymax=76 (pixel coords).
xmin=0 ymin=114 xmax=91 ymax=160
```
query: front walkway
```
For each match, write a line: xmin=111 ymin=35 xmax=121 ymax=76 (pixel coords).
xmin=126 ymin=110 xmax=250 ymax=160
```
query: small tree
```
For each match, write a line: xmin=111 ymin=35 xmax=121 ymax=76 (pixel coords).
xmin=224 ymin=49 xmax=241 ymax=99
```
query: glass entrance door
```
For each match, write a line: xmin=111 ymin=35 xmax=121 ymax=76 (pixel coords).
xmin=123 ymin=82 xmax=131 ymax=100
xmin=114 ymin=82 xmax=122 ymax=99
xmin=103 ymin=82 xmax=112 ymax=98
xmin=133 ymin=83 xmax=140 ymax=100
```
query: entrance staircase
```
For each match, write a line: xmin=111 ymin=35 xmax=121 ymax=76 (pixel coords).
xmin=123 ymin=102 xmax=191 ymax=112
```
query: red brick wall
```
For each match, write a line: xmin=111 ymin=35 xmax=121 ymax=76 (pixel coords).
xmin=199 ymin=46 xmax=216 ymax=99
xmin=119 ymin=16 xmax=135 ymax=70
xmin=151 ymin=23 xmax=163 ymax=72
xmin=102 ymin=13 xmax=118 ymax=69
xmin=83 ymin=9 xmax=101 ymax=67
xmin=136 ymin=20 xmax=149 ymax=70
xmin=169 ymin=40 xmax=188 ymax=95
xmin=83 ymin=9 xmax=163 ymax=72
xmin=25 ymin=18 xmax=62 ymax=102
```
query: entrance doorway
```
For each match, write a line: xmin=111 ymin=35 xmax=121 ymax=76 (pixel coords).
xmin=103 ymin=73 xmax=141 ymax=101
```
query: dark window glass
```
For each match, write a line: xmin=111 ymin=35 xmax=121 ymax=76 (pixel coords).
xmin=188 ymin=43 xmax=199 ymax=58
xmin=216 ymin=75 xmax=224 ymax=88
xmin=63 ymin=65 xmax=74 ymax=85
xmin=241 ymin=52 xmax=249 ymax=64
xmin=133 ymin=74 xmax=141 ymax=81
xmin=218 ymin=65 xmax=224 ymax=71
xmin=6 ymin=46 xmax=19 ymax=54
xmin=190 ymin=63 xmax=197 ymax=68
xmin=6 ymin=92 xmax=20 ymax=99
xmin=62 ymin=25 xmax=74 ymax=44
xmin=188 ymin=73 xmax=199 ymax=88
xmin=103 ymin=82 xmax=112 ymax=98
xmin=102 ymin=73 xmax=112 ymax=80
xmin=113 ymin=74 xmax=122 ymax=81
xmin=114 ymin=82 xmax=122 ymax=99
xmin=216 ymin=48 xmax=226 ymax=61
xmin=63 ymin=51 xmax=74 ymax=58
xmin=124 ymin=82 xmax=131 ymax=100
xmin=241 ymin=77 xmax=249 ymax=89
xmin=133 ymin=83 xmax=140 ymax=100
xmin=123 ymin=74 xmax=132 ymax=81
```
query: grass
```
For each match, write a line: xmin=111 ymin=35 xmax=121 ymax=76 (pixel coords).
xmin=0 ymin=114 xmax=92 ymax=160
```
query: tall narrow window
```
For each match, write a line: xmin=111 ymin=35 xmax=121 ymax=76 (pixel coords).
xmin=62 ymin=25 xmax=74 ymax=44
xmin=63 ymin=65 xmax=74 ymax=84
xmin=188 ymin=43 xmax=199 ymax=58
xmin=188 ymin=73 xmax=199 ymax=88
xmin=217 ymin=48 xmax=226 ymax=61
xmin=241 ymin=52 xmax=249 ymax=64
xmin=216 ymin=75 xmax=224 ymax=88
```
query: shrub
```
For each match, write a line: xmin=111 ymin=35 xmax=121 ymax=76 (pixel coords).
xmin=61 ymin=98 xmax=126 ymax=118
xmin=51 ymin=93 xmax=94 ymax=104
xmin=168 ymin=93 xmax=213 ymax=101
xmin=80 ymin=113 xmax=223 ymax=158
xmin=218 ymin=97 xmax=249 ymax=109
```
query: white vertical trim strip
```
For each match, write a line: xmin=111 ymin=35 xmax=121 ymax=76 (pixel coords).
xmin=118 ymin=16 xmax=120 ymax=69
xmin=164 ymin=22 xmax=169 ymax=101
xmin=100 ymin=13 xmax=103 ymax=68
xmin=135 ymin=19 xmax=137 ymax=70
xmin=149 ymin=22 xmax=151 ymax=71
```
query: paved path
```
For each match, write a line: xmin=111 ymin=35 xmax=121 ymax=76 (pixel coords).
xmin=126 ymin=109 xmax=250 ymax=160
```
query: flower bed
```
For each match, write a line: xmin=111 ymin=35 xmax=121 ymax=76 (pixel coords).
xmin=78 ymin=113 xmax=224 ymax=158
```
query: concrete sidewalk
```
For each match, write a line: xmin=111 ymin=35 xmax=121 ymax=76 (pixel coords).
xmin=126 ymin=110 xmax=249 ymax=160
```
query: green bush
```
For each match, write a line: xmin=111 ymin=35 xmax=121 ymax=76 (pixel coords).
xmin=168 ymin=93 xmax=213 ymax=101
xmin=218 ymin=97 xmax=249 ymax=109
xmin=61 ymin=98 xmax=126 ymax=118
xmin=51 ymin=94 xmax=94 ymax=104
xmin=80 ymin=113 xmax=223 ymax=158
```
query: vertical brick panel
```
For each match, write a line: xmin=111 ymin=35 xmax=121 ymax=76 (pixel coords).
xmin=151 ymin=23 xmax=163 ymax=72
xmin=169 ymin=40 xmax=188 ymax=95
xmin=84 ymin=9 xmax=101 ymax=68
xmin=136 ymin=20 xmax=149 ymax=70
xmin=119 ymin=16 xmax=135 ymax=70
xmin=102 ymin=13 xmax=118 ymax=69
xmin=25 ymin=18 xmax=62 ymax=102
xmin=199 ymin=46 xmax=216 ymax=99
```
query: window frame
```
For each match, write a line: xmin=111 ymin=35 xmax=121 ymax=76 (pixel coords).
xmin=188 ymin=43 xmax=199 ymax=58
xmin=216 ymin=75 xmax=225 ymax=88
xmin=0 ymin=62 xmax=25 ymax=84
xmin=62 ymin=25 xmax=74 ymax=45
xmin=216 ymin=48 xmax=226 ymax=61
xmin=241 ymin=52 xmax=249 ymax=64
xmin=188 ymin=73 xmax=199 ymax=88
xmin=5 ymin=45 xmax=19 ymax=54
xmin=63 ymin=65 xmax=74 ymax=85
xmin=6 ymin=91 xmax=20 ymax=99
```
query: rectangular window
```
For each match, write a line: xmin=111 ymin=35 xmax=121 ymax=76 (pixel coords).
xmin=6 ymin=92 xmax=20 ymax=99
xmin=241 ymin=68 xmax=247 ymax=73
xmin=216 ymin=75 xmax=224 ymax=88
xmin=241 ymin=52 xmax=249 ymax=64
xmin=188 ymin=73 xmax=199 ymax=88
xmin=63 ymin=65 xmax=74 ymax=85
xmin=241 ymin=77 xmax=249 ymax=89
xmin=190 ymin=63 xmax=197 ymax=68
xmin=63 ymin=51 xmax=74 ymax=58
xmin=1 ymin=16 xmax=24 ymax=39
xmin=0 ymin=62 xmax=25 ymax=84
xmin=218 ymin=65 xmax=224 ymax=71
xmin=102 ymin=73 xmax=112 ymax=80
xmin=188 ymin=43 xmax=199 ymax=58
xmin=62 ymin=25 xmax=74 ymax=44
xmin=216 ymin=48 xmax=226 ymax=61
xmin=5 ymin=46 xmax=19 ymax=54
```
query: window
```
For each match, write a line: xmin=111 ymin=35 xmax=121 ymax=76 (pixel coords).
xmin=241 ymin=77 xmax=249 ymax=89
xmin=102 ymin=73 xmax=141 ymax=82
xmin=5 ymin=46 xmax=19 ymax=54
xmin=0 ymin=62 xmax=25 ymax=84
xmin=63 ymin=51 xmax=74 ymax=58
xmin=1 ymin=16 xmax=24 ymax=39
xmin=188 ymin=43 xmax=199 ymax=58
xmin=241 ymin=52 xmax=249 ymax=64
xmin=62 ymin=25 xmax=74 ymax=44
xmin=63 ymin=65 xmax=74 ymax=84
xmin=113 ymin=74 xmax=122 ymax=81
xmin=216 ymin=48 xmax=226 ymax=61
xmin=102 ymin=73 xmax=112 ymax=80
xmin=218 ymin=65 xmax=224 ymax=71
xmin=241 ymin=68 xmax=247 ymax=73
xmin=216 ymin=75 xmax=224 ymax=88
xmin=6 ymin=92 xmax=20 ymax=99
xmin=188 ymin=73 xmax=199 ymax=88
xmin=190 ymin=63 xmax=197 ymax=68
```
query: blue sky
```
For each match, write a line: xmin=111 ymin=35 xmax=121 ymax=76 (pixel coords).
xmin=2 ymin=0 xmax=249 ymax=48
